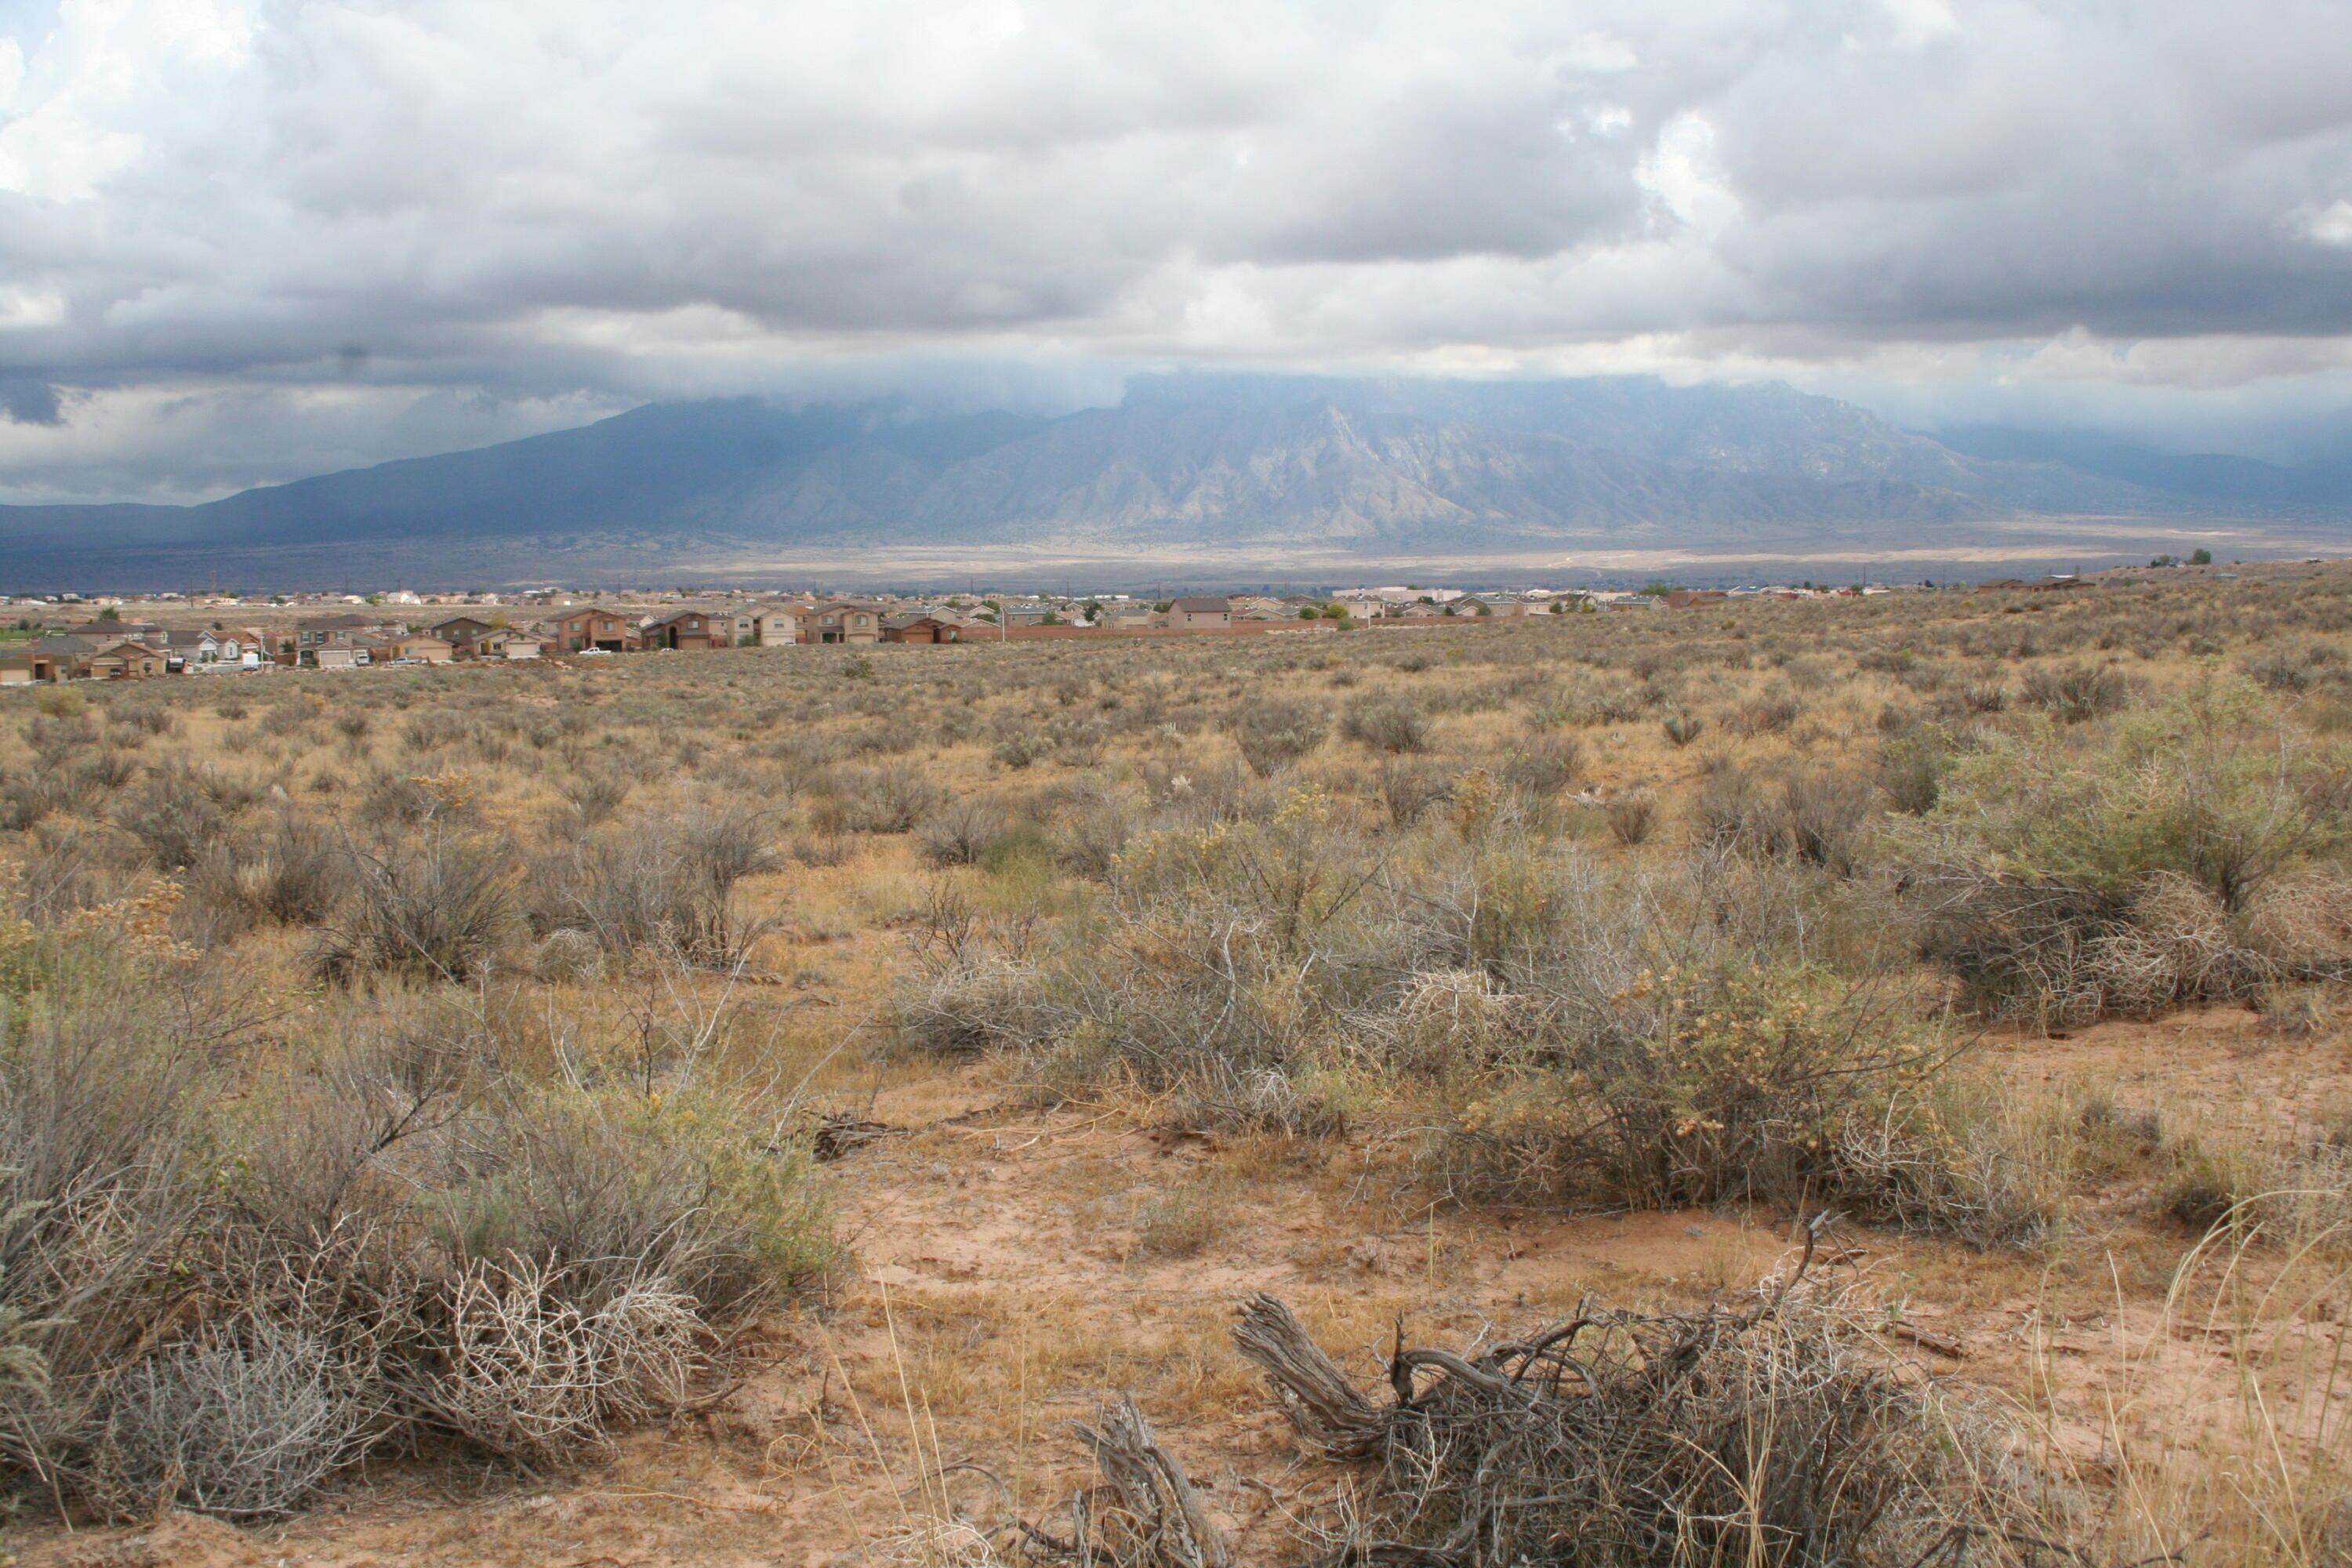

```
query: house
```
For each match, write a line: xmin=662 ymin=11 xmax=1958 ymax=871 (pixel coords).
xmin=162 ymin=629 xmax=221 ymax=670
xmin=8 ymin=634 xmax=103 ymax=681
xmin=477 ymin=630 xmax=546 ymax=659
xmin=84 ymin=639 xmax=169 ymax=679
xmin=297 ymin=614 xmax=400 ymax=661
xmin=548 ymin=607 xmax=640 ymax=653
xmin=1663 ymin=590 xmax=1730 ymax=609
xmin=1229 ymin=596 xmax=1292 ymax=621
xmin=801 ymin=602 xmax=886 ymax=644
xmin=882 ymin=614 xmax=962 ymax=644
xmin=746 ymin=601 xmax=818 ymax=645
xmin=427 ymin=616 xmax=500 ymax=656
xmin=389 ymin=633 xmax=456 ymax=663
xmin=64 ymin=621 xmax=164 ymax=644
xmin=1167 ymin=596 xmax=1232 ymax=630
xmin=641 ymin=609 xmax=740 ymax=651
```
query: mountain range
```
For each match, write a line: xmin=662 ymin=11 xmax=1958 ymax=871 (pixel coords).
xmin=3 ymin=374 xmax=2347 ymax=590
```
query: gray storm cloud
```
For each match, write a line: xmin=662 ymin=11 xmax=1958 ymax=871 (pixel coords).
xmin=1 ymin=0 xmax=2350 ymax=501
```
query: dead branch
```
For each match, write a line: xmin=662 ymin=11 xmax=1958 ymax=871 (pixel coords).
xmin=1069 ymin=1395 xmax=1230 ymax=1568
xmin=1230 ymin=1294 xmax=1384 ymax=1458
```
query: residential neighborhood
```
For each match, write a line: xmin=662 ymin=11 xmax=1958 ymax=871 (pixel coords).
xmin=0 ymin=575 xmax=1998 ymax=684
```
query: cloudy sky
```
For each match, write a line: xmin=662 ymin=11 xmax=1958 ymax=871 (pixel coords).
xmin=2 ymin=0 xmax=2350 ymax=503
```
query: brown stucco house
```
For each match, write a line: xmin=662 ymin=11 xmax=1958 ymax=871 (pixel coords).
xmin=549 ymin=608 xmax=640 ymax=652
xmin=1167 ymin=597 xmax=1232 ymax=630
xmin=882 ymin=614 xmax=961 ymax=644
xmin=389 ymin=633 xmax=456 ymax=663
xmin=427 ymin=616 xmax=500 ymax=656
xmin=802 ymin=602 xmax=884 ymax=644
xmin=641 ymin=609 xmax=740 ymax=651
xmin=84 ymin=639 xmax=168 ymax=679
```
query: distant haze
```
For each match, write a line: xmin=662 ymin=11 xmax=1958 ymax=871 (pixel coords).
xmin=2 ymin=374 xmax=2345 ymax=590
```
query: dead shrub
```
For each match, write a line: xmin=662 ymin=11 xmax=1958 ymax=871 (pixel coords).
xmin=2245 ymin=640 xmax=2349 ymax=695
xmin=1606 ymin=791 xmax=1657 ymax=846
xmin=1378 ymin=759 xmax=1453 ymax=827
xmin=1501 ymin=735 xmax=1581 ymax=799
xmin=1341 ymin=698 xmax=1433 ymax=754
xmin=2021 ymin=662 xmax=2135 ymax=721
xmin=530 ymin=805 xmax=775 ymax=966
xmin=96 ymin=1319 xmax=376 ymax=1519
xmin=1697 ymin=762 xmax=1875 ymax=873
xmin=915 ymin=797 xmax=1007 ymax=866
xmin=1232 ymin=697 xmax=1329 ymax=776
xmin=1050 ymin=782 xmax=1136 ymax=879
xmin=400 ymin=710 xmax=471 ymax=752
xmin=554 ymin=771 xmax=631 ymax=827
xmin=823 ymin=766 xmax=946 ymax=833
xmin=1962 ymin=678 xmax=2010 ymax=713
xmin=312 ymin=832 xmax=518 ymax=986
xmin=1232 ymin=1283 xmax=2053 ymax=1568
xmin=111 ymin=762 xmax=233 ymax=871
xmin=234 ymin=812 xmax=343 ymax=927
xmin=1878 ymin=726 xmax=1950 ymax=815
xmin=1729 ymin=691 xmax=1805 ymax=735
xmin=1579 ymin=678 xmax=1650 ymax=724
xmin=410 ymin=1258 xmax=701 ymax=1465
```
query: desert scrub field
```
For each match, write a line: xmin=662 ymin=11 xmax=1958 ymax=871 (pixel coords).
xmin=3 ymin=568 xmax=2352 ymax=1564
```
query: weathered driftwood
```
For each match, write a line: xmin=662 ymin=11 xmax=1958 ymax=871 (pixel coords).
xmin=1069 ymin=1394 xmax=1231 ymax=1568
xmin=1229 ymin=1294 xmax=1382 ymax=1457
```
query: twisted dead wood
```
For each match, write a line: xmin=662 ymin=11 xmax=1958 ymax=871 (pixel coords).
xmin=1070 ymin=1394 xmax=1231 ymax=1568
xmin=1229 ymin=1294 xmax=1383 ymax=1457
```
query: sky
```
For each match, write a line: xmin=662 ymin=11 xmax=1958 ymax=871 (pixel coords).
xmin=2 ymin=0 xmax=2350 ymax=504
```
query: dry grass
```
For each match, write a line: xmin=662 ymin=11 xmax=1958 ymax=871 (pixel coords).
xmin=9 ymin=568 xmax=2352 ymax=1556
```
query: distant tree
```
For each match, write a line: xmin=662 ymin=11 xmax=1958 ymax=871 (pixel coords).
xmin=2189 ymin=548 xmax=2213 ymax=565
xmin=1638 ymin=581 xmax=1674 ymax=597
xmin=2151 ymin=555 xmax=2177 ymax=568
xmin=1474 ymin=601 xmax=1492 ymax=615
xmin=1040 ymin=611 xmax=1062 ymax=626
xmin=1299 ymin=606 xmax=1319 ymax=619
xmin=1321 ymin=603 xmax=1346 ymax=619
xmin=96 ymin=606 xmax=120 ymax=622
xmin=365 ymin=591 xmax=383 ymax=605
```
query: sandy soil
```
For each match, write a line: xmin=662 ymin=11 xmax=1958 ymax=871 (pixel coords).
xmin=12 ymin=1002 xmax=2346 ymax=1568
